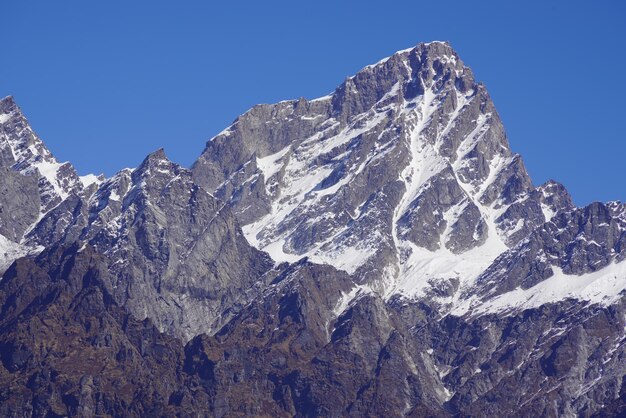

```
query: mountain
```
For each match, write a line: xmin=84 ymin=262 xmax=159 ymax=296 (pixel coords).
xmin=191 ymin=41 xmax=574 ymax=307
xmin=1 ymin=97 xmax=274 ymax=341
xmin=0 ymin=96 xmax=100 ymax=272
xmin=1 ymin=42 xmax=625 ymax=416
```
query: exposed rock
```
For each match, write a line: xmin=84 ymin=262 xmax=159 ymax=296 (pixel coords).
xmin=1 ymin=42 xmax=625 ymax=417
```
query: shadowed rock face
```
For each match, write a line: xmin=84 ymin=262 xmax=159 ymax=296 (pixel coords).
xmin=1 ymin=42 xmax=626 ymax=416
xmin=0 ymin=245 xmax=216 ymax=416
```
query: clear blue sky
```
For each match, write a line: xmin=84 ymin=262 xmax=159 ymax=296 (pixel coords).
xmin=2 ymin=1 xmax=624 ymax=206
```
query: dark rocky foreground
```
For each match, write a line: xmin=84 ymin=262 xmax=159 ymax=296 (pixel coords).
xmin=1 ymin=244 xmax=626 ymax=417
xmin=1 ymin=42 xmax=625 ymax=416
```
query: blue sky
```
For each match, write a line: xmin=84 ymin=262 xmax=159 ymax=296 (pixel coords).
xmin=2 ymin=1 xmax=624 ymax=206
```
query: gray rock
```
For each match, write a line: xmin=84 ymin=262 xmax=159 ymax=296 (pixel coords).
xmin=1 ymin=41 xmax=626 ymax=417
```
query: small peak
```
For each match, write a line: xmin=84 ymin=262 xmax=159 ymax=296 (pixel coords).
xmin=135 ymin=148 xmax=176 ymax=178
xmin=413 ymin=40 xmax=459 ymax=61
xmin=79 ymin=173 xmax=105 ymax=188
xmin=146 ymin=147 xmax=167 ymax=161
xmin=422 ymin=40 xmax=453 ymax=48
xmin=138 ymin=148 xmax=170 ymax=168
xmin=360 ymin=40 xmax=461 ymax=75
xmin=537 ymin=180 xmax=571 ymax=200
xmin=537 ymin=179 xmax=575 ymax=214
xmin=1 ymin=95 xmax=16 ymax=105
xmin=391 ymin=41 xmax=455 ymax=58
xmin=0 ymin=95 xmax=20 ymax=119
xmin=538 ymin=179 xmax=564 ymax=190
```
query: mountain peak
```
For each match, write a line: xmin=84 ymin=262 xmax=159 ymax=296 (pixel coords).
xmin=0 ymin=95 xmax=16 ymax=105
xmin=145 ymin=147 xmax=167 ymax=161
xmin=140 ymin=147 xmax=172 ymax=168
xmin=0 ymin=97 xmax=86 ymax=213
xmin=193 ymin=39 xmax=534 ymax=297
xmin=359 ymin=40 xmax=462 ymax=74
xmin=134 ymin=147 xmax=178 ymax=180
xmin=2 ymin=42 xmax=626 ymax=417
xmin=0 ymin=95 xmax=20 ymax=124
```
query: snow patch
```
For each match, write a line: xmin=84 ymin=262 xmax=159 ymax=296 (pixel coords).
xmin=256 ymin=146 xmax=291 ymax=186
xmin=80 ymin=173 xmax=101 ymax=188
xmin=0 ymin=234 xmax=39 ymax=277
xmin=333 ymin=285 xmax=370 ymax=317
xmin=455 ymin=260 xmax=626 ymax=316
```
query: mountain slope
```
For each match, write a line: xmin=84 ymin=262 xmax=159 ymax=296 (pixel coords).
xmin=191 ymin=41 xmax=576 ymax=312
xmin=0 ymin=244 xmax=213 ymax=416
xmin=1 ymin=41 xmax=625 ymax=416
xmin=0 ymin=97 xmax=274 ymax=341
xmin=0 ymin=96 xmax=100 ymax=274
xmin=25 ymin=149 xmax=273 ymax=340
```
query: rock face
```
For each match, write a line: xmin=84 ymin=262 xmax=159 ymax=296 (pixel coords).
xmin=191 ymin=42 xmax=574 ymax=303
xmin=25 ymin=148 xmax=273 ymax=341
xmin=0 ymin=96 xmax=100 ymax=274
xmin=1 ymin=97 xmax=274 ymax=341
xmin=3 ymin=244 xmax=625 ymax=417
xmin=0 ymin=245 xmax=194 ymax=416
xmin=1 ymin=42 xmax=626 ymax=416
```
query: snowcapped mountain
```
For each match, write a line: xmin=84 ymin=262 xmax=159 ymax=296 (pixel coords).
xmin=191 ymin=41 xmax=577 ymax=312
xmin=1 ymin=42 xmax=626 ymax=416
xmin=0 ymin=96 xmax=102 ymax=273
xmin=0 ymin=96 xmax=99 ymax=214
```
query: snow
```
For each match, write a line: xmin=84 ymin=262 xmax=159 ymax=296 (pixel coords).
xmin=242 ymin=107 xmax=390 ymax=273
xmin=507 ymin=219 xmax=525 ymax=235
xmin=453 ymin=113 xmax=492 ymax=164
xmin=33 ymin=159 xmax=70 ymax=199
xmin=301 ymin=114 xmax=324 ymax=121
xmin=392 ymin=82 xmax=442 ymax=250
xmin=0 ymin=234 xmax=36 ymax=277
xmin=79 ymin=173 xmax=101 ymax=188
xmin=256 ymin=146 xmax=291 ymax=187
xmin=454 ymin=260 xmax=626 ymax=316
xmin=439 ymin=55 xmax=457 ymax=66
xmin=109 ymin=190 xmax=121 ymax=201
xmin=385 ymin=80 xmax=508 ymax=301
xmin=0 ymin=113 xmax=10 ymax=124
xmin=541 ymin=203 xmax=556 ymax=222
xmin=257 ymin=240 xmax=303 ymax=265
xmin=389 ymin=232 xmax=506 ymax=301
xmin=333 ymin=285 xmax=370 ymax=316
xmin=316 ymin=244 xmax=377 ymax=275
xmin=309 ymin=94 xmax=333 ymax=103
